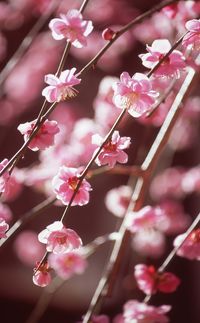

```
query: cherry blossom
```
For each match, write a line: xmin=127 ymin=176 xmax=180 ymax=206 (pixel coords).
xmin=113 ymin=72 xmax=158 ymax=117
xmin=38 ymin=221 xmax=82 ymax=254
xmin=174 ymin=229 xmax=200 ymax=260
xmin=49 ymin=9 xmax=93 ymax=48
xmin=0 ymin=159 xmax=10 ymax=194
xmin=134 ymin=264 xmax=180 ymax=295
xmin=139 ymin=39 xmax=186 ymax=78
xmin=17 ymin=119 xmax=60 ymax=151
xmin=14 ymin=231 xmax=45 ymax=267
xmin=0 ymin=219 xmax=9 ymax=238
xmin=48 ymin=251 xmax=87 ymax=280
xmin=105 ymin=185 xmax=132 ymax=217
xmin=33 ymin=261 xmax=52 ymax=287
xmin=92 ymin=131 xmax=131 ymax=168
xmin=123 ymin=300 xmax=171 ymax=323
xmin=52 ymin=166 xmax=92 ymax=206
xmin=42 ymin=68 xmax=81 ymax=103
xmin=182 ymin=19 xmax=200 ymax=49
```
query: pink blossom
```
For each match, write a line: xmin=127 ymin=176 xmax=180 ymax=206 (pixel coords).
xmin=126 ymin=206 xmax=164 ymax=233
xmin=33 ymin=262 xmax=52 ymax=287
xmin=0 ymin=203 xmax=12 ymax=222
xmin=181 ymin=166 xmax=200 ymax=194
xmin=174 ymin=229 xmax=200 ymax=260
xmin=123 ymin=300 xmax=171 ymax=323
xmin=17 ymin=119 xmax=60 ymax=151
xmin=49 ymin=9 xmax=93 ymax=48
xmin=92 ymin=131 xmax=131 ymax=168
xmin=134 ymin=264 xmax=180 ymax=295
xmin=0 ymin=159 xmax=10 ymax=194
xmin=48 ymin=251 xmax=87 ymax=279
xmin=42 ymin=68 xmax=81 ymax=103
xmin=105 ymin=185 xmax=132 ymax=217
xmin=14 ymin=230 xmax=45 ymax=267
xmin=182 ymin=19 xmax=200 ymax=49
xmin=0 ymin=218 xmax=9 ymax=238
xmin=113 ymin=72 xmax=158 ymax=117
xmin=38 ymin=221 xmax=82 ymax=254
xmin=157 ymin=200 xmax=190 ymax=234
xmin=139 ymin=39 xmax=185 ymax=78
xmin=52 ymin=166 xmax=92 ymax=206
xmin=132 ymin=229 xmax=166 ymax=258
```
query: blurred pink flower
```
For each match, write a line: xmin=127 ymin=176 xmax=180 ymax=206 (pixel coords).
xmin=139 ymin=39 xmax=185 ymax=78
xmin=0 ymin=219 xmax=9 ymax=238
xmin=38 ymin=221 xmax=82 ymax=254
xmin=134 ymin=264 xmax=180 ymax=295
xmin=174 ymin=229 xmax=200 ymax=260
xmin=52 ymin=166 xmax=92 ymax=206
xmin=42 ymin=68 xmax=81 ymax=103
xmin=49 ymin=251 xmax=87 ymax=279
xmin=0 ymin=159 xmax=10 ymax=194
xmin=123 ymin=300 xmax=171 ymax=323
xmin=92 ymin=131 xmax=131 ymax=168
xmin=0 ymin=203 xmax=12 ymax=222
xmin=113 ymin=72 xmax=158 ymax=117
xmin=33 ymin=262 xmax=52 ymax=287
xmin=49 ymin=9 xmax=93 ymax=48
xmin=105 ymin=185 xmax=132 ymax=217
xmin=181 ymin=166 xmax=200 ymax=194
xmin=182 ymin=19 xmax=200 ymax=49
xmin=14 ymin=230 xmax=45 ymax=267
xmin=18 ymin=119 xmax=60 ymax=151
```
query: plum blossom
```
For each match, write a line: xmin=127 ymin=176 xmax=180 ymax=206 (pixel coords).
xmin=105 ymin=185 xmax=132 ymax=217
xmin=49 ymin=9 xmax=93 ymax=48
xmin=174 ymin=229 xmax=200 ymax=260
xmin=0 ymin=219 xmax=9 ymax=238
xmin=123 ymin=300 xmax=171 ymax=323
xmin=48 ymin=251 xmax=87 ymax=280
xmin=92 ymin=131 xmax=131 ymax=168
xmin=182 ymin=19 xmax=200 ymax=49
xmin=17 ymin=119 xmax=60 ymax=151
xmin=113 ymin=72 xmax=158 ymax=117
xmin=33 ymin=261 xmax=52 ymax=287
xmin=0 ymin=159 xmax=10 ymax=194
xmin=42 ymin=68 xmax=81 ymax=103
xmin=134 ymin=264 xmax=180 ymax=295
xmin=38 ymin=221 xmax=82 ymax=254
xmin=139 ymin=39 xmax=186 ymax=78
xmin=52 ymin=166 xmax=92 ymax=206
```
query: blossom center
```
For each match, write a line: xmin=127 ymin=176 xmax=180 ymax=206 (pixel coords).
xmin=68 ymin=176 xmax=79 ymax=190
xmin=104 ymin=140 xmax=117 ymax=152
xmin=190 ymin=229 xmax=200 ymax=243
xmin=123 ymin=92 xmax=139 ymax=109
xmin=58 ymin=85 xmax=78 ymax=101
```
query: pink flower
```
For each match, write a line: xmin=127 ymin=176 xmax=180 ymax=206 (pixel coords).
xmin=174 ymin=229 xmax=200 ymax=260
xmin=48 ymin=251 xmax=87 ymax=280
xmin=92 ymin=131 xmax=131 ymax=168
xmin=38 ymin=221 xmax=82 ymax=254
xmin=14 ymin=230 xmax=45 ymax=267
xmin=17 ymin=119 xmax=60 ymax=151
xmin=126 ymin=206 xmax=164 ymax=233
xmin=33 ymin=262 xmax=52 ymax=287
xmin=113 ymin=72 xmax=158 ymax=117
xmin=0 ymin=159 xmax=10 ymax=193
xmin=42 ymin=68 xmax=81 ymax=103
xmin=134 ymin=264 xmax=180 ymax=295
xmin=49 ymin=9 xmax=93 ymax=48
xmin=105 ymin=185 xmax=132 ymax=217
xmin=52 ymin=166 xmax=92 ymax=206
xmin=123 ymin=300 xmax=171 ymax=323
xmin=0 ymin=218 xmax=9 ymax=238
xmin=0 ymin=203 xmax=12 ymax=222
xmin=139 ymin=39 xmax=186 ymax=78
xmin=182 ymin=19 xmax=200 ymax=49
